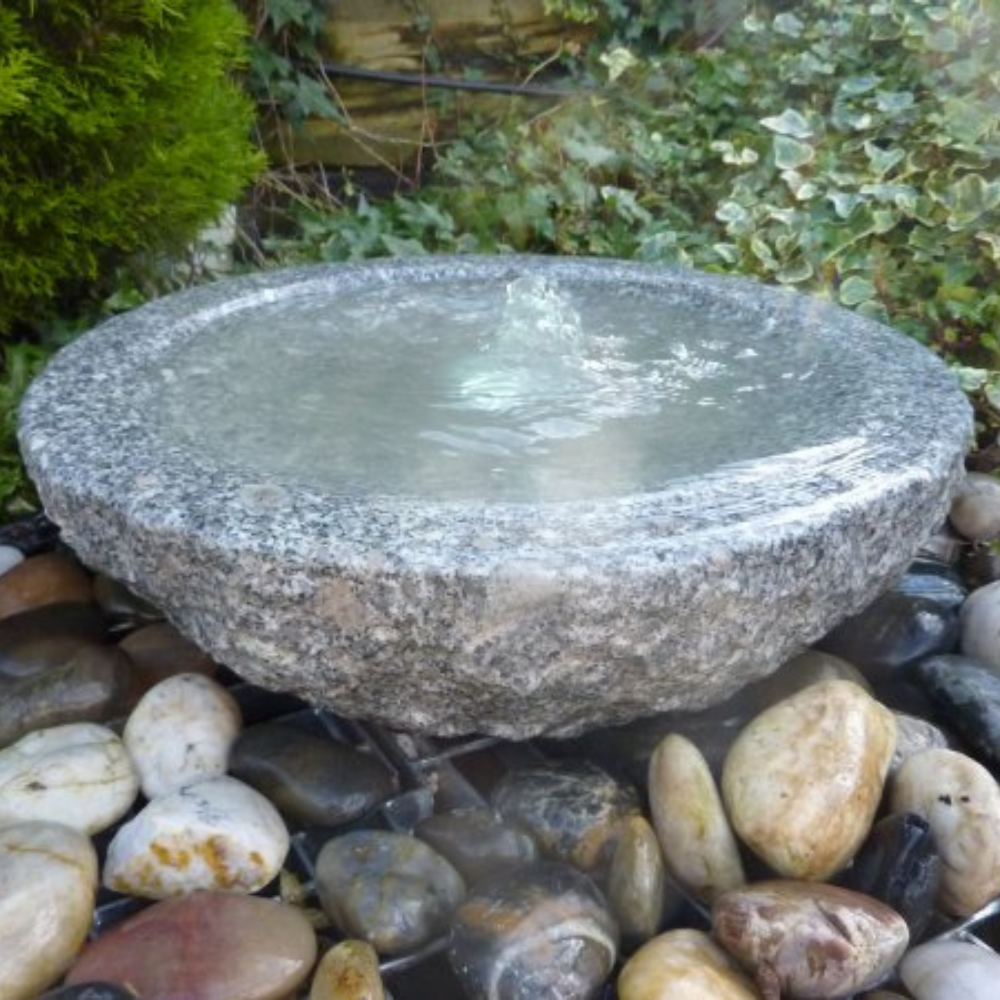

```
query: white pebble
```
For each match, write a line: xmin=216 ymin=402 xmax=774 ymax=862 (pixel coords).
xmin=960 ymin=580 xmax=1000 ymax=670
xmin=950 ymin=472 xmax=1000 ymax=542
xmin=124 ymin=672 xmax=241 ymax=798
xmin=890 ymin=747 xmax=1000 ymax=916
xmin=104 ymin=774 xmax=289 ymax=899
xmin=0 ymin=723 xmax=138 ymax=834
xmin=0 ymin=822 xmax=97 ymax=998
xmin=900 ymin=939 xmax=1000 ymax=999
xmin=0 ymin=545 xmax=24 ymax=578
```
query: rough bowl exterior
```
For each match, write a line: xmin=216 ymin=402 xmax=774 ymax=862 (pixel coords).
xmin=18 ymin=257 xmax=972 ymax=737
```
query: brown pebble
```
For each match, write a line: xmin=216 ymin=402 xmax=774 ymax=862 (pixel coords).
xmin=0 ymin=603 xmax=109 ymax=682
xmin=66 ymin=891 xmax=316 ymax=998
xmin=118 ymin=621 xmax=216 ymax=694
xmin=0 ymin=554 xmax=92 ymax=622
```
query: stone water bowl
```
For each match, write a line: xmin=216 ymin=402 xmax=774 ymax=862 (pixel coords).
xmin=18 ymin=257 xmax=971 ymax=738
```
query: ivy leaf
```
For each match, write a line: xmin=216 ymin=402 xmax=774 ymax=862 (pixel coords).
xmin=561 ymin=135 xmax=618 ymax=168
xmin=863 ymin=141 xmax=904 ymax=177
xmin=777 ymin=260 xmax=815 ymax=283
xmin=840 ymin=276 xmax=877 ymax=306
xmin=937 ymin=174 xmax=1000 ymax=228
xmin=760 ymin=108 xmax=813 ymax=138
xmin=940 ymin=97 xmax=998 ymax=145
xmin=875 ymin=90 xmax=914 ymax=113
xmin=773 ymin=135 xmax=815 ymax=170
xmin=773 ymin=12 xmax=805 ymax=36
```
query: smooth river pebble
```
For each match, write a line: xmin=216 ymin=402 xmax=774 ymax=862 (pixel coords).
xmin=118 ymin=620 xmax=217 ymax=693
xmin=104 ymin=774 xmax=289 ymax=898
xmin=649 ymin=732 xmax=744 ymax=902
xmin=959 ymin=579 xmax=1000 ymax=669
xmin=890 ymin=746 xmax=1000 ymax=915
xmin=449 ymin=861 xmax=618 ymax=1000
xmin=0 ymin=722 xmax=138 ymax=834
xmin=310 ymin=940 xmax=385 ymax=1000
xmin=606 ymin=813 xmax=670 ymax=948
xmin=950 ymin=471 xmax=1000 ymax=542
xmin=712 ymin=880 xmax=909 ymax=999
xmin=66 ymin=890 xmax=317 ymax=998
xmin=840 ymin=812 xmax=942 ymax=941
xmin=0 ymin=552 xmax=92 ymax=620
xmin=618 ymin=929 xmax=760 ymax=1000
xmin=124 ymin=672 xmax=241 ymax=798
xmin=415 ymin=807 xmax=538 ymax=885
xmin=0 ymin=822 xmax=98 ymax=999
xmin=899 ymin=938 xmax=1000 ymax=999
xmin=722 ymin=679 xmax=896 ymax=880
xmin=0 ymin=602 xmax=108 ymax=682
xmin=0 ymin=645 xmax=135 ymax=748
xmin=491 ymin=760 xmax=640 ymax=873
xmin=316 ymin=830 xmax=465 ymax=954
xmin=231 ymin=720 xmax=397 ymax=828
xmin=915 ymin=653 xmax=1000 ymax=768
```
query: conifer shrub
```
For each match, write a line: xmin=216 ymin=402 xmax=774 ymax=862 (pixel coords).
xmin=0 ymin=1 xmax=263 ymax=334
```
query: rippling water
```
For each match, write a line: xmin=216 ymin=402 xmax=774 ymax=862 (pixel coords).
xmin=153 ymin=274 xmax=854 ymax=501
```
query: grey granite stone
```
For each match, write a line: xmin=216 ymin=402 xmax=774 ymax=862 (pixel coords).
xmin=18 ymin=257 xmax=972 ymax=737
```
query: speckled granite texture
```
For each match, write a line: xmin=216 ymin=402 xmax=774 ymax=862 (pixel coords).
xmin=18 ymin=257 xmax=972 ymax=737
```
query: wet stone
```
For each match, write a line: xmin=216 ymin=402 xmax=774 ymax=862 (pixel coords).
xmin=316 ymin=830 xmax=466 ymax=955
xmin=0 ymin=602 xmax=109 ymax=682
xmin=840 ymin=812 xmax=942 ymax=941
xmin=66 ymin=891 xmax=317 ymax=999
xmin=0 ymin=645 xmax=135 ymax=749
xmin=899 ymin=938 xmax=1000 ymax=1000
xmin=649 ymin=732 xmax=744 ymax=904
xmin=124 ymin=672 xmax=242 ymax=798
xmin=712 ymin=880 xmax=910 ymax=1000
xmin=618 ymin=929 xmax=760 ymax=1000
xmin=890 ymin=747 xmax=1000 ymax=916
xmin=0 ymin=723 xmax=137 ymax=834
xmin=415 ymin=807 xmax=538 ymax=886
xmin=819 ymin=591 xmax=960 ymax=693
xmin=104 ymin=775 xmax=288 ymax=898
xmin=490 ymin=760 xmax=640 ymax=874
xmin=889 ymin=712 xmax=950 ymax=778
xmin=309 ymin=940 xmax=385 ymax=1000
xmin=231 ymin=721 xmax=396 ymax=828
xmin=448 ymin=861 xmax=618 ymax=1000
xmin=894 ymin=556 xmax=968 ymax=612
xmin=916 ymin=654 xmax=1000 ymax=768
xmin=959 ymin=580 xmax=1000 ymax=670
xmin=0 ymin=552 xmax=93 ymax=621
xmin=0 ymin=821 xmax=98 ymax=1000
xmin=118 ymin=621 xmax=217 ymax=694
xmin=722 ymin=680 xmax=897 ymax=881
xmin=950 ymin=472 xmax=1000 ymax=542
xmin=0 ymin=512 xmax=60 ymax=556
xmin=93 ymin=573 xmax=163 ymax=629
xmin=606 ymin=814 xmax=670 ymax=949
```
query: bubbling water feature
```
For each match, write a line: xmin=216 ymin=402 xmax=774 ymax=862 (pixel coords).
xmin=18 ymin=256 xmax=972 ymax=737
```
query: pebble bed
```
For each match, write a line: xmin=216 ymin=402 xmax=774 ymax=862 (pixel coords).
xmin=4 ymin=472 xmax=1000 ymax=998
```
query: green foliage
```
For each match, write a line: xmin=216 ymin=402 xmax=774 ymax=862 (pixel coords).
xmin=273 ymin=0 xmax=1000 ymax=372
xmin=0 ymin=341 xmax=53 ymax=516
xmin=0 ymin=0 xmax=263 ymax=334
xmin=242 ymin=0 xmax=341 ymax=126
